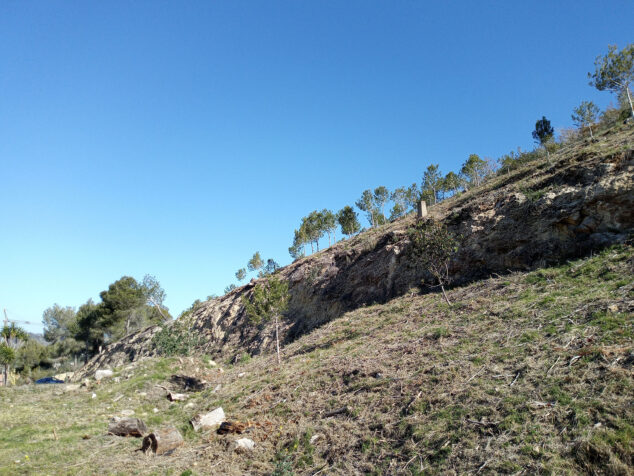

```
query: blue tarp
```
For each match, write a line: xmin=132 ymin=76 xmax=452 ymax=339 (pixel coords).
xmin=35 ymin=377 xmax=64 ymax=384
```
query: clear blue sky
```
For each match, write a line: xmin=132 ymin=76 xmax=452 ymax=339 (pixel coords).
xmin=1 ymin=1 xmax=632 ymax=332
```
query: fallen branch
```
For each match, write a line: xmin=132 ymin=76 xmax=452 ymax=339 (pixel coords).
xmin=509 ymin=372 xmax=520 ymax=387
xmin=322 ymin=406 xmax=349 ymax=418
xmin=546 ymin=356 xmax=561 ymax=376
xmin=476 ymin=459 xmax=490 ymax=474
xmin=465 ymin=367 xmax=486 ymax=384
xmin=466 ymin=419 xmax=500 ymax=428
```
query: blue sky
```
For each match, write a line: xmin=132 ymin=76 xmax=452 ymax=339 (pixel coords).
xmin=1 ymin=1 xmax=632 ymax=332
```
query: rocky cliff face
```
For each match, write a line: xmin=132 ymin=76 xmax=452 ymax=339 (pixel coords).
xmin=76 ymin=127 xmax=634 ymax=377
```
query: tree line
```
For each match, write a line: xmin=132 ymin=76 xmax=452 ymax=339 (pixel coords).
xmin=283 ymin=44 xmax=633 ymax=260
xmin=0 ymin=275 xmax=172 ymax=383
xmin=284 ymin=153 xmax=495 ymax=261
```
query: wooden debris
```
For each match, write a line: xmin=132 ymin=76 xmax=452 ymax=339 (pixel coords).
xmin=217 ymin=421 xmax=251 ymax=435
xmin=108 ymin=417 xmax=147 ymax=437
xmin=529 ymin=401 xmax=555 ymax=409
xmin=191 ymin=407 xmax=225 ymax=432
xmin=466 ymin=419 xmax=500 ymax=428
xmin=167 ymin=392 xmax=188 ymax=402
xmin=169 ymin=374 xmax=206 ymax=392
xmin=141 ymin=427 xmax=184 ymax=455
xmin=322 ymin=406 xmax=349 ymax=418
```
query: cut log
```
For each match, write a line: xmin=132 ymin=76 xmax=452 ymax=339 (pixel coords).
xmin=169 ymin=374 xmax=206 ymax=392
xmin=191 ymin=407 xmax=225 ymax=432
xmin=217 ymin=421 xmax=249 ymax=435
xmin=141 ymin=427 xmax=184 ymax=455
xmin=167 ymin=392 xmax=188 ymax=402
xmin=322 ymin=406 xmax=349 ymax=418
xmin=108 ymin=417 xmax=147 ymax=437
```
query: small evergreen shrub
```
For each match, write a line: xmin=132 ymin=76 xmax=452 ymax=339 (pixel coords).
xmin=151 ymin=320 xmax=200 ymax=356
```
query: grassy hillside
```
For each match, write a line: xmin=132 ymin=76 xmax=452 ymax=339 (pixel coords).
xmin=1 ymin=244 xmax=632 ymax=475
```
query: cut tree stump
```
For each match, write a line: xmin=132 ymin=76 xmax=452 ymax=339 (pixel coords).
xmin=108 ymin=417 xmax=147 ymax=437
xmin=141 ymin=427 xmax=184 ymax=455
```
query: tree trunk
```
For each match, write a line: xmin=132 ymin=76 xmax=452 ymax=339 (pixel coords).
xmin=149 ymin=298 xmax=168 ymax=320
xmin=108 ymin=417 xmax=148 ymax=437
xmin=141 ymin=427 xmax=184 ymax=455
xmin=440 ymin=284 xmax=451 ymax=306
xmin=626 ymin=86 xmax=634 ymax=119
xmin=589 ymin=124 xmax=594 ymax=139
xmin=274 ymin=314 xmax=281 ymax=365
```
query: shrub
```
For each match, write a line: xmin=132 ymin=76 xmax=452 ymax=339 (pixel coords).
xmin=151 ymin=320 xmax=200 ymax=356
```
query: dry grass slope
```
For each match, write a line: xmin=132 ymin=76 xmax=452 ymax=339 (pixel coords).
xmin=1 ymin=244 xmax=632 ymax=475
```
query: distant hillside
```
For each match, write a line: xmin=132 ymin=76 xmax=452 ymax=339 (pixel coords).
xmin=77 ymin=125 xmax=633 ymax=377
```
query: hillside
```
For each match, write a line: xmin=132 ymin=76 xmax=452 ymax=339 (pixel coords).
xmin=1 ymin=125 xmax=632 ymax=475
xmin=1 ymin=245 xmax=632 ymax=474
xmin=76 ymin=124 xmax=633 ymax=377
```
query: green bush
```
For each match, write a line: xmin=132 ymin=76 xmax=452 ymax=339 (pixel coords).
xmin=151 ymin=320 xmax=201 ymax=356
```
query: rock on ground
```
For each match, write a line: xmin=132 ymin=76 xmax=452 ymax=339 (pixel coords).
xmin=95 ymin=369 xmax=113 ymax=381
xmin=233 ymin=438 xmax=255 ymax=453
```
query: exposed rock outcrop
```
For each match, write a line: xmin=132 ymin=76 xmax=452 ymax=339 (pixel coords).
xmin=77 ymin=127 xmax=634 ymax=374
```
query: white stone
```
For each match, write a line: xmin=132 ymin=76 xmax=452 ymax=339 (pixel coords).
xmin=238 ymin=372 xmax=245 ymax=378
xmin=234 ymin=438 xmax=255 ymax=452
xmin=152 ymin=408 xmax=159 ymax=413
xmin=191 ymin=407 xmax=225 ymax=432
xmin=95 ymin=369 xmax=113 ymax=381
xmin=91 ymin=393 xmax=97 ymax=399
xmin=207 ymin=359 xmax=217 ymax=367
xmin=64 ymin=384 xmax=81 ymax=392
xmin=120 ymin=409 xmax=135 ymax=416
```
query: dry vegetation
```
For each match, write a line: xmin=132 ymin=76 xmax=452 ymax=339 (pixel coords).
xmin=1 ymin=244 xmax=632 ymax=475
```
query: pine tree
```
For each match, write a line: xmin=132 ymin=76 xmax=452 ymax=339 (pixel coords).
xmin=337 ymin=206 xmax=361 ymax=237
xmin=242 ymin=276 xmax=289 ymax=364
xmin=356 ymin=189 xmax=376 ymax=227
xmin=588 ymin=44 xmax=634 ymax=119
xmin=422 ymin=164 xmax=443 ymax=204
xmin=408 ymin=220 xmax=459 ymax=305
xmin=460 ymin=154 xmax=487 ymax=189
xmin=532 ymin=117 xmax=555 ymax=162
xmin=247 ymin=252 xmax=264 ymax=272
xmin=321 ymin=209 xmax=337 ymax=246
xmin=571 ymin=101 xmax=600 ymax=139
